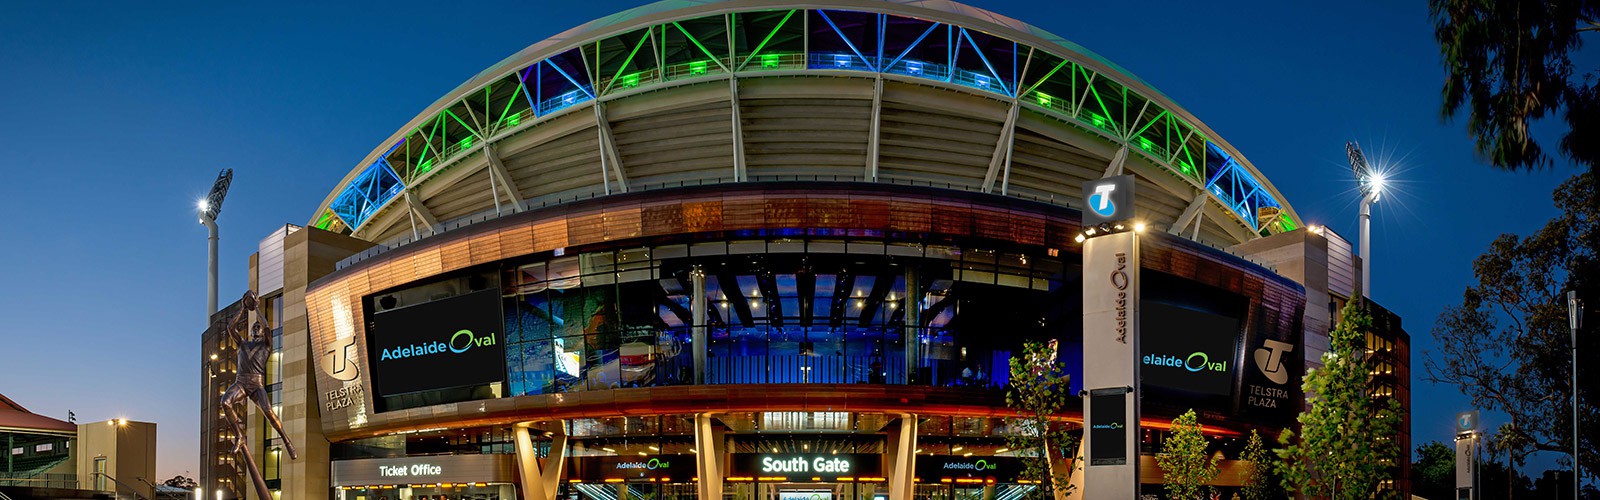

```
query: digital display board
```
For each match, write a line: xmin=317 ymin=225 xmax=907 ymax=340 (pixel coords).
xmin=1088 ymin=388 xmax=1127 ymax=466
xmin=565 ymin=455 xmax=696 ymax=482
xmin=1141 ymin=301 xmax=1240 ymax=397
xmin=915 ymin=456 xmax=1022 ymax=482
xmin=369 ymin=289 xmax=505 ymax=397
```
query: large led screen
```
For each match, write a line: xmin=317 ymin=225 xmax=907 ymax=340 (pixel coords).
xmin=1141 ymin=301 xmax=1239 ymax=397
xmin=369 ymin=289 xmax=506 ymax=397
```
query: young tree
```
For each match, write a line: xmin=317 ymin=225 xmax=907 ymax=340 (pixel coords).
xmin=1005 ymin=340 xmax=1077 ymax=499
xmin=1427 ymin=172 xmax=1596 ymax=484
xmin=1238 ymin=430 xmax=1278 ymax=500
xmin=1156 ymin=409 xmax=1219 ymax=500
xmin=1412 ymin=441 xmax=1456 ymax=500
xmin=1276 ymin=303 xmax=1404 ymax=500
xmin=1430 ymin=0 xmax=1600 ymax=171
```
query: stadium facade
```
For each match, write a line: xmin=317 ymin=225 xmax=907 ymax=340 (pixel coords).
xmin=199 ymin=0 xmax=1410 ymax=498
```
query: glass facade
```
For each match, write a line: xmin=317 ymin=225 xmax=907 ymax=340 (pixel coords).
xmin=499 ymin=239 xmax=1080 ymax=398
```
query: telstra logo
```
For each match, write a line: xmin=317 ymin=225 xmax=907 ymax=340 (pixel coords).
xmin=1253 ymin=339 xmax=1294 ymax=384
xmin=321 ymin=336 xmax=360 ymax=381
xmin=1088 ymin=184 xmax=1118 ymax=217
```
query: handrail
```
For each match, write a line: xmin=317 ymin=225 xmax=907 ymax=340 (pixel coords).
xmin=94 ymin=472 xmax=150 ymax=500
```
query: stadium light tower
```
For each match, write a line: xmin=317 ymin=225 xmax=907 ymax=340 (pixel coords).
xmin=198 ymin=168 xmax=233 ymax=320
xmin=1347 ymin=142 xmax=1382 ymax=299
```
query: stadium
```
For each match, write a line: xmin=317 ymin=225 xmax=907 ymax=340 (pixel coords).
xmin=202 ymin=0 xmax=1411 ymax=498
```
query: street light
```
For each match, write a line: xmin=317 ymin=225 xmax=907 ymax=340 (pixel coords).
xmin=194 ymin=486 xmax=203 ymax=500
xmin=198 ymin=168 xmax=233 ymax=320
xmin=1569 ymin=290 xmax=1583 ymax=499
xmin=1347 ymin=141 xmax=1382 ymax=299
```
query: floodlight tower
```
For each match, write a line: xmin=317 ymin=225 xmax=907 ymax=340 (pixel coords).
xmin=198 ymin=169 xmax=233 ymax=320
xmin=1347 ymin=142 xmax=1382 ymax=300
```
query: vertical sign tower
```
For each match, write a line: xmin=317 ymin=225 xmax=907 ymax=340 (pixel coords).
xmin=1080 ymin=175 xmax=1140 ymax=498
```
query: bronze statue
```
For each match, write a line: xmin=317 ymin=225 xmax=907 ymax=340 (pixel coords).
xmin=219 ymin=290 xmax=296 ymax=499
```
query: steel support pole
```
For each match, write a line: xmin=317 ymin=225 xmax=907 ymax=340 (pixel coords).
xmin=692 ymin=268 xmax=707 ymax=385
xmin=201 ymin=216 xmax=219 ymax=320
xmin=1359 ymin=195 xmax=1373 ymax=300
xmin=1571 ymin=290 xmax=1582 ymax=500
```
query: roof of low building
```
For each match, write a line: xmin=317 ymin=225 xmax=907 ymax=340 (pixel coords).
xmin=0 ymin=392 xmax=76 ymax=434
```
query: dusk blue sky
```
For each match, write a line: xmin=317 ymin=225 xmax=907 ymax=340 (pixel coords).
xmin=0 ymin=0 xmax=1585 ymax=481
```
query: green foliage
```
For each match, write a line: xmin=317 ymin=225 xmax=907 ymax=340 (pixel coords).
xmin=1276 ymin=303 xmax=1404 ymax=500
xmin=1429 ymin=0 xmax=1600 ymax=170
xmin=1005 ymin=340 xmax=1077 ymax=499
xmin=1427 ymin=172 xmax=1596 ymax=482
xmin=1238 ymin=430 xmax=1279 ymax=500
xmin=1412 ymin=440 xmax=1456 ymax=500
xmin=1155 ymin=409 xmax=1219 ymax=500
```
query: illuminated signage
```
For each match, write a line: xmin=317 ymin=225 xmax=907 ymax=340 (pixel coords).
xmin=728 ymin=454 xmax=881 ymax=480
xmin=1141 ymin=301 xmax=1238 ymax=397
xmin=915 ymin=456 xmax=1020 ymax=482
xmin=368 ymin=289 xmax=506 ymax=397
xmin=1088 ymin=388 xmax=1128 ymax=466
xmin=566 ymin=456 xmax=694 ymax=481
xmin=1082 ymin=175 xmax=1135 ymax=225
xmin=331 ymin=455 xmax=515 ymax=487
xmin=379 ymin=463 xmax=443 ymax=478
xmin=1142 ymin=352 xmax=1228 ymax=373
xmin=761 ymin=456 xmax=853 ymax=474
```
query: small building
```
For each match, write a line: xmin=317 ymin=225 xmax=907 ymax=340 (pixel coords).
xmin=0 ymin=393 xmax=157 ymax=499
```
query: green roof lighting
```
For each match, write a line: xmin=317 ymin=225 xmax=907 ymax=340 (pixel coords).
xmin=1177 ymin=161 xmax=1194 ymax=175
xmin=505 ymin=113 xmax=521 ymax=127
xmin=1137 ymin=137 xmax=1153 ymax=151
xmin=689 ymin=60 xmax=708 ymax=75
xmin=314 ymin=211 xmax=335 ymax=230
xmin=1279 ymin=218 xmax=1297 ymax=232
xmin=621 ymin=73 xmax=640 ymax=88
xmin=1088 ymin=113 xmax=1106 ymax=128
xmin=761 ymin=53 xmax=780 ymax=69
xmin=1036 ymin=92 xmax=1053 ymax=107
xmin=458 ymin=136 xmax=473 ymax=151
xmin=418 ymin=158 xmax=434 ymax=174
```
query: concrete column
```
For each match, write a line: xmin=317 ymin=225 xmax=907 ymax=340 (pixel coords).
xmin=692 ymin=268 xmax=708 ymax=385
xmin=886 ymin=415 xmax=918 ymax=500
xmin=516 ymin=423 xmax=567 ymax=500
xmin=694 ymin=414 xmax=726 ymax=500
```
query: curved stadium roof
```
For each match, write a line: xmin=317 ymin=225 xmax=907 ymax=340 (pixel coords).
xmin=311 ymin=0 xmax=1300 ymax=249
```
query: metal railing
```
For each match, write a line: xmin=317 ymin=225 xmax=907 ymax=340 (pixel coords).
xmin=0 ymin=472 xmax=77 ymax=489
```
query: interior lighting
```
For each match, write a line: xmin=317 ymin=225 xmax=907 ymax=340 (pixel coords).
xmin=1133 ymin=222 xmax=1146 ymax=233
xmin=834 ymin=54 xmax=851 ymax=68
